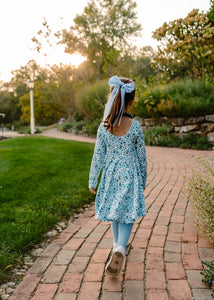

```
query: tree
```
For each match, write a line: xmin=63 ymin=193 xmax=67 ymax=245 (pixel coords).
xmin=152 ymin=9 xmax=214 ymax=80
xmin=208 ymin=0 xmax=214 ymax=25
xmin=57 ymin=0 xmax=142 ymax=78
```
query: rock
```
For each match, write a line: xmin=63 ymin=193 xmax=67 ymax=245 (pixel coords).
xmin=144 ymin=118 xmax=156 ymax=126
xmin=208 ymin=132 xmax=214 ymax=142
xmin=57 ymin=222 xmax=67 ymax=229
xmin=31 ymin=248 xmax=44 ymax=257
xmin=0 ymin=284 xmax=8 ymax=290
xmin=7 ymin=282 xmax=16 ymax=288
xmin=171 ymin=118 xmax=184 ymax=126
xmin=180 ymin=124 xmax=199 ymax=133
xmin=1 ymin=295 xmax=10 ymax=300
xmin=185 ymin=116 xmax=205 ymax=124
xmin=55 ymin=225 xmax=63 ymax=233
xmin=6 ymin=287 xmax=14 ymax=294
xmin=200 ymin=123 xmax=214 ymax=132
xmin=46 ymin=230 xmax=58 ymax=238
xmin=205 ymin=114 xmax=214 ymax=122
xmin=174 ymin=126 xmax=182 ymax=133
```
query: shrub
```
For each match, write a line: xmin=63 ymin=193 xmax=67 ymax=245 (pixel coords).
xmin=75 ymin=80 xmax=109 ymax=120
xmin=85 ymin=119 xmax=101 ymax=136
xmin=200 ymin=260 xmax=214 ymax=298
xmin=144 ymin=126 xmax=213 ymax=150
xmin=189 ymin=159 xmax=214 ymax=243
xmin=58 ymin=122 xmax=74 ymax=132
xmin=134 ymin=79 xmax=214 ymax=119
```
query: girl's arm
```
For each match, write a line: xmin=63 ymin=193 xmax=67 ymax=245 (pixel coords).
xmin=89 ymin=125 xmax=106 ymax=190
xmin=135 ymin=124 xmax=147 ymax=189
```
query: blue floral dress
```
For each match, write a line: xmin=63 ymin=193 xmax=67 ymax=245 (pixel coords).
xmin=89 ymin=119 xmax=147 ymax=224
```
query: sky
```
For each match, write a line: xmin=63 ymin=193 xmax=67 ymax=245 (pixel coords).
xmin=0 ymin=0 xmax=211 ymax=82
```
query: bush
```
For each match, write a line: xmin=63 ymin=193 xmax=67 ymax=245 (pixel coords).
xmin=200 ymin=260 xmax=214 ymax=298
xmin=75 ymin=80 xmax=109 ymax=120
xmin=134 ymin=79 xmax=214 ymax=119
xmin=85 ymin=119 xmax=101 ymax=136
xmin=190 ymin=159 xmax=214 ymax=243
xmin=144 ymin=125 xmax=213 ymax=150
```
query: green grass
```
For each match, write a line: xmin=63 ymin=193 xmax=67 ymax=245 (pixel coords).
xmin=0 ymin=136 xmax=95 ymax=283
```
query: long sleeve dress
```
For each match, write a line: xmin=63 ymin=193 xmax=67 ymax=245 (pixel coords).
xmin=89 ymin=119 xmax=147 ymax=224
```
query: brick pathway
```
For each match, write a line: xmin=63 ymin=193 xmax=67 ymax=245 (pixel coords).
xmin=9 ymin=130 xmax=214 ymax=300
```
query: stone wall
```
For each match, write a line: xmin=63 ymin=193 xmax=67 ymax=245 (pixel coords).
xmin=136 ymin=114 xmax=214 ymax=142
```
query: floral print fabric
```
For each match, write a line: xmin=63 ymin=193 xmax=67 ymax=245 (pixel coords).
xmin=89 ymin=119 xmax=147 ymax=223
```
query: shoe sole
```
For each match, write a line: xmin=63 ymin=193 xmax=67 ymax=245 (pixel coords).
xmin=105 ymin=251 xmax=124 ymax=277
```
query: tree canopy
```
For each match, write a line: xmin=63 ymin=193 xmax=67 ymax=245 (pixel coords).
xmin=152 ymin=9 xmax=214 ymax=80
xmin=57 ymin=0 xmax=142 ymax=77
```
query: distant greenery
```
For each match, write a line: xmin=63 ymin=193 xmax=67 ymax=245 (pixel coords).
xmin=144 ymin=125 xmax=213 ymax=150
xmin=133 ymin=79 xmax=214 ymax=119
xmin=0 ymin=137 xmax=94 ymax=283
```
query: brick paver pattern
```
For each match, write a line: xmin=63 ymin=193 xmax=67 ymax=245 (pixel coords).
xmin=9 ymin=131 xmax=214 ymax=300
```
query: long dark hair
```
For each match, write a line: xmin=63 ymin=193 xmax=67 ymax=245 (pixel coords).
xmin=103 ymin=77 xmax=135 ymax=130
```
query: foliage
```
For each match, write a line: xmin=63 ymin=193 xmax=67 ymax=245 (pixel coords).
xmin=144 ymin=125 xmax=213 ymax=150
xmin=0 ymin=136 xmax=95 ymax=283
xmin=200 ymin=260 xmax=214 ymax=297
xmin=189 ymin=159 xmax=214 ymax=243
xmin=133 ymin=79 xmax=214 ymax=118
xmin=152 ymin=9 xmax=214 ymax=80
xmin=75 ymin=79 xmax=108 ymax=120
xmin=85 ymin=119 xmax=101 ymax=136
xmin=57 ymin=0 xmax=142 ymax=77
xmin=208 ymin=0 xmax=214 ymax=25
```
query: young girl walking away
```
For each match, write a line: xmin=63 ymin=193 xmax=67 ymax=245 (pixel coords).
xmin=89 ymin=75 xmax=147 ymax=277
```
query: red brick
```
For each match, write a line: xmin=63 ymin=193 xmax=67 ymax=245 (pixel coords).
xmin=52 ymin=233 xmax=72 ymax=245
xmin=168 ymin=280 xmax=192 ymax=300
xmin=86 ymin=231 xmax=103 ymax=243
xmin=125 ymin=262 xmax=144 ymax=280
xmin=78 ymin=281 xmax=101 ymax=300
xmin=182 ymin=231 xmax=197 ymax=243
xmin=31 ymin=284 xmax=58 ymax=300
xmin=53 ymin=249 xmax=75 ymax=265
xmin=41 ymin=244 xmax=61 ymax=258
xmin=155 ymin=216 xmax=170 ymax=225
xmin=132 ymin=237 xmax=148 ymax=249
xmin=43 ymin=264 xmax=67 ymax=283
xmin=84 ymin=218 xmax=100 ymax=229
xmin=149 ymin=235 xmax=165 ymax=247
xmin=27 ymin=257 xmax=52 ymax=274
xmin=146 ymin=254 xmax=164 ymax=271
xmin=182 ymin=243 xmax=198 ymax=255
xmin=59 ymin=273 xmax=83 ymax=293
xmin=146 ymin=270 xmax=166 ymax=290
xmin=198 ymin=236 xmax=214 ymax=248
xmin=146 ymin=289 xmax=169 ymax=300
xmin=104 ymin=228 xmax=113 ymax=238
xmin=164 ymin=241 xmax=181 ymax=253
xmin=140 ymin=220 xmax=155 ymax=229
xmin=84 ymin=263 xmax=105 ymax=281
xmin=167 ymin=232 xmax=182 ymax=242
xmin=10 ymin=274 xmax=42 ymax=298
xmin=127 ymin=248 xmax=145 ymax=262
xmin=91 ymin=248 xmax=111 ymax=263
xmin=171 ymin=215 xmax=185 ymax=223
xmin=73 ymin=227 xmax=93 ymax=238
xmin=123 ymin=280 xmax=145 ymax=300
xmin=103 ymin=273 xmax=123 ymax=292
xmin=63 ymin=224 xmax=81 ymax=234
xmin=67 ymin=256 xmax=89 ymax=273
xmin=164 ymin=252 xmax=181 ymax=263
xmin=76 ymin=242 xmax=96 ymax=256
xmin=147 ymin=247 xmax=163 ymax=255
xmin=165 ymin=263 xmax=186 ymax=280
xmin=153 ymin=225 xmax=168 ymax=235
xmin=63 ymin=238 xmax=84 ymax=250
xmin=98 ymin=238 xmax=113 ymax=249
xmin=182 ymin=254 xmax=203 ymax=270
xmin=54 ymin=293 xmax=76 ymax=300
xmin=186 ymin=270 xmax=208 ymax=289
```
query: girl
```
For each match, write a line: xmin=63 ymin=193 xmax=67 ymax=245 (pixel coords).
xmin=89 ymin=75 xmax=147 ymax=277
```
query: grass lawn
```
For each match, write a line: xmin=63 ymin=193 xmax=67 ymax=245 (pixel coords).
xmin=0 ymin=136 xmax=95 ymax=283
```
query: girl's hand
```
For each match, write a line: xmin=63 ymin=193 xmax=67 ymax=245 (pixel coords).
xmin=89 ymin=188 xmax=96 ymax=195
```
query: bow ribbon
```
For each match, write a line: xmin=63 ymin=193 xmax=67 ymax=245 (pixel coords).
xmin=103 ymin=76 xmax=135 ymax=126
